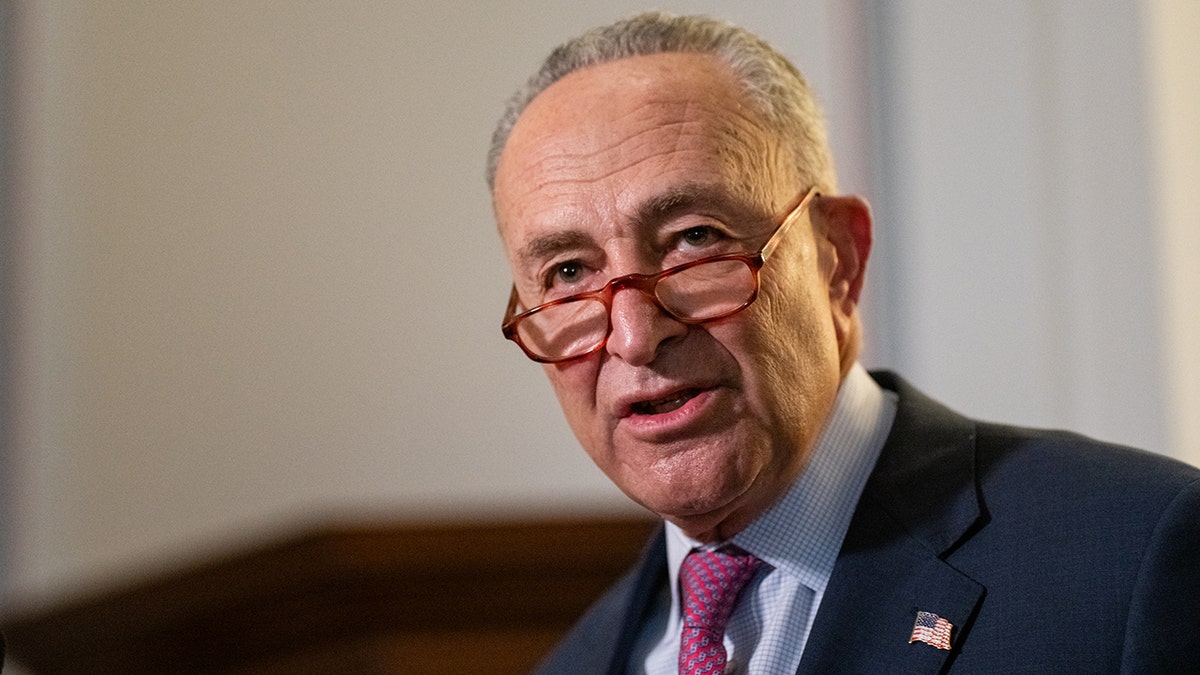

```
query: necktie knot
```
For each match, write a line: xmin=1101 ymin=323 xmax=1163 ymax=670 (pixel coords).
xmin=678 ymin=546 xmax=763 ymax=675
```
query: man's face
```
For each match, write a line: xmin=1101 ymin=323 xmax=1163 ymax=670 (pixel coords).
xmin=493 ymin=53 xmax=859 ymax=541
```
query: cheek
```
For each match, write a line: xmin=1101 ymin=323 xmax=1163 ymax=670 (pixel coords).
xmin=732 ymin=276 xmax=841 ymax=423
xmin=760 ymin=250 xmax=840 ymax=357
xmin=544 ymin=360 xmax=604 ymax=440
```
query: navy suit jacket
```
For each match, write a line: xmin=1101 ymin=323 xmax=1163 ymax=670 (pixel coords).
xmin=534 ymin=372 xmax=1200 ymax=674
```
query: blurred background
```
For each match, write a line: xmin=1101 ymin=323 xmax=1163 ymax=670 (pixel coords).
xmin=1 ymin=0 xmax=1196 ymax=621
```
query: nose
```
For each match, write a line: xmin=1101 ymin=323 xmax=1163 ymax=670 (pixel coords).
xmin=605 ymin=285 xmax=688 ymax=366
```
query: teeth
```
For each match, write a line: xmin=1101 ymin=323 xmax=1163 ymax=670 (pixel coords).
xmin=633 ymin=389 xmax=698 ymax=415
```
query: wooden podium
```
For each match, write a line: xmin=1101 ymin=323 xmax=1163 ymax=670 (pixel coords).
xmin=0 ymin=516 xmax=658 ymax=674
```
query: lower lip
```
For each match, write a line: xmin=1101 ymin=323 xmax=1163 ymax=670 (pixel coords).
xmin=619 ymin=388 xmax=719 ymax=439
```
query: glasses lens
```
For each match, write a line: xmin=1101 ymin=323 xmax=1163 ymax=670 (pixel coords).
xmin=517 ymin=298 xmax=609 ymax=361
xmin=656 ymin=259 xmax=756 ymax=320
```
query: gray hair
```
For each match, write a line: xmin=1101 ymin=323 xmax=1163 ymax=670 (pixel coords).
xmin=485 ymin=12 xmax=835 ymax=194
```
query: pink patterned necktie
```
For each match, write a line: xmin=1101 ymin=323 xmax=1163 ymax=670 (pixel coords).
xmin=678 ymin=546 xmax=763 ymax=675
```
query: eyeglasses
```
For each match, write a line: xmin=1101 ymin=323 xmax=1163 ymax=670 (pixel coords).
xmin=502 ymin=187 xmax=818 ymax=363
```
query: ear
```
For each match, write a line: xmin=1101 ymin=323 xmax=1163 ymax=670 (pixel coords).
xmin=815 ymin=194 xmax=872 ymax=338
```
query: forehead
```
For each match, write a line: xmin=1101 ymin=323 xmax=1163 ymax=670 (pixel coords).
xmin=492 ymin=53 xmax=779 ymax=249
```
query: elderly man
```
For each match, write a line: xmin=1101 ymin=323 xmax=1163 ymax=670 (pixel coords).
xmin=487 ymin=12 xmax=1199 ymax=675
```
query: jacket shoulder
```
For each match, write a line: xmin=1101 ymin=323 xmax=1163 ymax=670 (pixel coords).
xmin=532 ymin=526 xmax=667 ymax=675
xmin=867 ymin=371 xmax=1200 ymax=671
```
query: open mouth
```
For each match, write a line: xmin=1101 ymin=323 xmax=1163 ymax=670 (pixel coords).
xmin=630 ymin=388 xmax=703 ymax=416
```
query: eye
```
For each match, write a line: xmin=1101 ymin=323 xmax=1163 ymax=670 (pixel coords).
xmin=553 ymin=260 xmax=584 ymax=285
xmin=680 ymin=226 xmax=715 ymax=247
xmin=681 ymin=225 xmax=705 ymax=247
xmin=542 ymin=259 xmax=594 ymax=295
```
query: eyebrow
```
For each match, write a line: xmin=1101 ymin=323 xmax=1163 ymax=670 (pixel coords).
xmin=516 ymin=229 xmax=594 ymax=268
xmin=514 ymin=184 xmax=755 ymax=267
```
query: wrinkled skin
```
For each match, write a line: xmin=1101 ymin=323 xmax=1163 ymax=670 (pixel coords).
xmin=493 ymin=53 xmax=871 ymax=542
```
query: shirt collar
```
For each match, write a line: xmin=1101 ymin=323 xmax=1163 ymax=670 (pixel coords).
xmin=664 ymin=363 xmax=898 ymax=599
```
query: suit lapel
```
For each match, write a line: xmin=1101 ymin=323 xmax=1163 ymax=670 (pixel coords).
xmin=798 ymin=372 xmax=986 ymax=674
xmin=607 ymin=524 xmax=668 ymax=675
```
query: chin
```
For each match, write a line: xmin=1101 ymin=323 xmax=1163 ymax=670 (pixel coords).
xmin=600 ymin=430 xmax=770 ymax=522
xmin=630 ymin=474 xmax=750 ymax=527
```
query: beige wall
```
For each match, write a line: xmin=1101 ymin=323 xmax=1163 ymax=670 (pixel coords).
xmin=4 ymin=0 xmax=847 ymax=606
xmin=1145 ymin=0 xmax=1200 ymax=467
xmin=3 ymin=0 xmax=1196 ymax=611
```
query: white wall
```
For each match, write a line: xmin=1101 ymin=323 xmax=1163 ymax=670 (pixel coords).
xmin=859 ymin=0 xmax=1198 ymax=464
xmin=3 ymin=0 xmax=1195 ymax=611
xmin=3 ymin=0 xmax=843 ymax=607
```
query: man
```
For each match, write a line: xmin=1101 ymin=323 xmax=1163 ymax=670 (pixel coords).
xmin=487 ymin=12 xmax=1199 ymax=674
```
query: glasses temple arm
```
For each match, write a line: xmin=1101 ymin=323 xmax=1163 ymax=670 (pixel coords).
xmin=760 ymin=187 xmax=818 ymax=261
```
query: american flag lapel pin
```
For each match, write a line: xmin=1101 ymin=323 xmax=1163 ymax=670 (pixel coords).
xmin=909 ymin=610 xmax=953 ymax=650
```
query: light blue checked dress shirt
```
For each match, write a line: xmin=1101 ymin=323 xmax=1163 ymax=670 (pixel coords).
xmin=633 ymin=364 xmax=898 ymax=675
